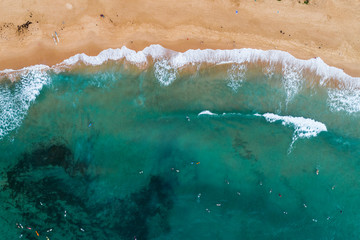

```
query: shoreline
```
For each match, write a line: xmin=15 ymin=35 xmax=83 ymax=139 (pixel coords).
xmin=2 ymin=45 xmax=359 ymax=86
xmin=0 ymin=0 xmax=359 ymax=77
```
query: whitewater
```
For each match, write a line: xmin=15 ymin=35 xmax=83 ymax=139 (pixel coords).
xmin=0 ymin=45 xmax=359 ymax=141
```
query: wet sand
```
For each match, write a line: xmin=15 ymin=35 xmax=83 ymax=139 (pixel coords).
xmin=0 ymin=0 xmax=359 ymax=76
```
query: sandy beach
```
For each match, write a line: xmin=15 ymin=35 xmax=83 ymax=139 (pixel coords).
xmin=0 ymin=0 xmax=359 ymax=76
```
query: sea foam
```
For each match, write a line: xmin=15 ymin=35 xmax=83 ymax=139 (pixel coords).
xmin=227 ymin=64 xmax=247 ymax=92
xmin=4 ymin=44 xmax=356 ymax=79
xmin=2 ymin=45 xmax=358 ymax=83
xmin=327 ymin=86 xmax=360 ymax=114
xmin=258 ymin=113 xmax=327 ymax=138
xmin=154 ymin=59 xmax=178 ymax=86
xmin=256 ymin=112 xmax=327 ymax=153
xmin=282 ymin=63 xmax=303 ymax=106
xmin=1 ymin=44 xmax=360 ymax=115
xmin=51 ymin=45 xmax=360 ymax=115
xmin=0 ymin=70 xmax=50 ymax=139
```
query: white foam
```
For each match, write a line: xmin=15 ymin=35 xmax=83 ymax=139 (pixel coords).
xmin=142 ymin=44 xmax=175 ymax=60
xmin=1 ymin=65 xmax=50 ymax=81
xmin=327 ymin=86 xmax=360 ymax=114
xmin=1 ymin=44 xmax=360 ymax=114
xmin=154 ymin=59 xmax=178 ymax=86
xmin=258 ymin=112 xmax=327 ymax=153
xmin=263 ymin=64 xmax=275 ymax=79
xmin=60 ymin=46 xmax=148 ymax=66
xmin=198 ymin=110 xmax=218 ymax=116
xmin=2 ymin=45 xmax=358 ymax=83
xmin=227 ymin=64 xmax=247 ymax=92
xmin=282 ymin=63 xmax=303 ymax=105
xmin=164 ymin=48 xmax=358 ymax=86
xmin=56 ymin=45 xmax=360 ymax=113
xmin=260 ymin=113 xmax=327 ymax=138
xmin=0 ymin=70 xmax=50 ymax=139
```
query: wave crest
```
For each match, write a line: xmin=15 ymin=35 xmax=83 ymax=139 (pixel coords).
xmin=257 ymin=113 xmax=327 ymax=153
xmin=198 ymin=111 xmax=327 ymax=153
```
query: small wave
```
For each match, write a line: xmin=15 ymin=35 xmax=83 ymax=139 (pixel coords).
xmin=198 ymin=111 xmax=327 ymax=140
xmin=256 ymin=113 xmax=327 ymax=153
xmin=198 ymin=110 xmax=218 ymax=116
xmin=259 ymin=113 xmax=327 ymax=138
xmin=198 ymin=110 xmax=326 ymax=153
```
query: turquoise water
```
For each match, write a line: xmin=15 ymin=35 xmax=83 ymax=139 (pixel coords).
xmin=1 ymin=61 xmax=360 ymax=240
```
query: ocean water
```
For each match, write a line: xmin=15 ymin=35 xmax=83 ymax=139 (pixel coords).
xmin=1 ymin=46 xmax=360 ymax=240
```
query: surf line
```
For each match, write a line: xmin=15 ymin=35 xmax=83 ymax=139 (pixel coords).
xmin=197 ymin=110 xmax=327 ymax=153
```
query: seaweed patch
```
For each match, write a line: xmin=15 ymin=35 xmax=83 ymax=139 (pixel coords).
xmin=232 ymin=133 xmax=257 ymax=161
xmin=17 ymin=21 xmax=32 ymax=34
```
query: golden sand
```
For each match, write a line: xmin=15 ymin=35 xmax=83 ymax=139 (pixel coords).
xmin=0 ymin=0 xmax=359 ymax=76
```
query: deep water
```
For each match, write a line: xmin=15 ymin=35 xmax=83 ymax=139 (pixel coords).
xmin=1 ymin=62 xmax=360 ymax=240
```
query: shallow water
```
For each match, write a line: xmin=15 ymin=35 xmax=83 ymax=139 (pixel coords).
xmin=1 ymin=58 xmax=360 ymax=240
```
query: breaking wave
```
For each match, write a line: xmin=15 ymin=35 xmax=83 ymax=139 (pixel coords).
xmin=198 ymin=111 xmax=327 ymax=153
xmin=2 ymin=44 xmax=358 ymax=114
xmin=198 ymin=110 xmax=217 ymax=116
xmin=0 ymin=45 xmax=359 ymax=139
xmin=0 ymin=70 xmax=50 ymax=139
xmin=256 ymin=113 xmax=327 ymax=153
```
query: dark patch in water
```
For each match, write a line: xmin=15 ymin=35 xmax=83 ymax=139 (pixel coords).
xmin=6 ymin=144 xmax=86 ymax=181
xmin=96 ymin=175 xmax=174 ymax=239
xmin=4 ymin=144 xmax=91 ymax=239
xmin=232 ymin=133 xmax=257 ymax=161
xmin=4 ymin=143 xmax=175 ymax=240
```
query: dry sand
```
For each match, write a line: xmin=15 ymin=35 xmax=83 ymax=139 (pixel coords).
xmin=0 ymin=0 xmax=359 ymax=76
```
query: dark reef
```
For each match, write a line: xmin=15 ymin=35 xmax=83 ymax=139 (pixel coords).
xmin=3 ymin=143 xmax=175 ymax=240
